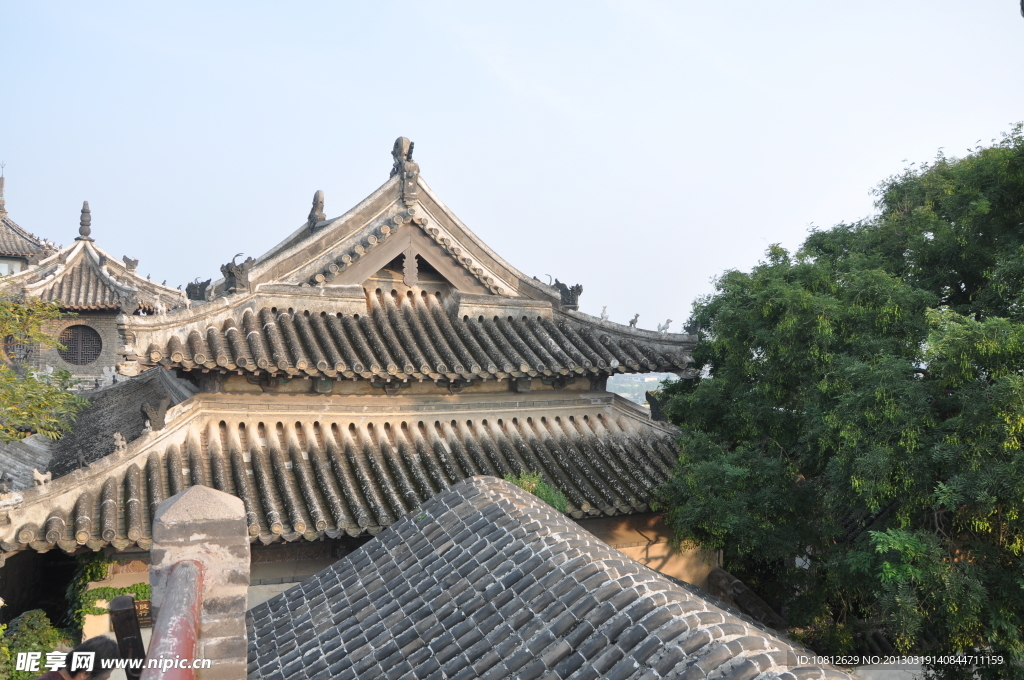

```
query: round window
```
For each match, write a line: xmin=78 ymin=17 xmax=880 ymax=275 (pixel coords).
xmin=3 ymin=335 xmax=31 ymax=363
xmin=58 ymin=325 xmax=102 ymax=365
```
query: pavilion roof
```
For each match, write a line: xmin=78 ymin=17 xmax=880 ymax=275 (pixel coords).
xmin=123 ymin=136 xmax=695 ymax=380
xmin=1 ymin=230 xmax=187 ymax=313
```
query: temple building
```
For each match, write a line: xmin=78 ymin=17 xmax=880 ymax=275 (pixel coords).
xmin=0 ymin=183 xmax=187 ymax=388
xmin=0 ymin=140 xmax=704 ymax=637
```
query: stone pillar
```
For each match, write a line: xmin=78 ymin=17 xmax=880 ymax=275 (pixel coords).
xmin=150 ymin=486 xmax=250 ymax=680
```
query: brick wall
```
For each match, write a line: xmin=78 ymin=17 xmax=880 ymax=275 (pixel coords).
xmin=36 ymin=312 xmax=122 ymax=388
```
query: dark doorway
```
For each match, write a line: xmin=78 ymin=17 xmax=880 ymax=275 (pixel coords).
xmin=0 ymin=549 xmax=78 ymax=626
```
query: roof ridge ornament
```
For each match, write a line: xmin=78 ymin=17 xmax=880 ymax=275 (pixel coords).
xmin=0 ymin=164 xmax=6 ymax=214
xmin=307 ymin=190 xmax=326 ymax=231
xmin=77 ymin=201 xmax=93 ymax=241
xmin=390 ymin=137 xmax=420 ymax=208
xmin=553 ymin=279 xmax=582 ymax=310
xmin=221 ymin=253 xmax=254 ymax=294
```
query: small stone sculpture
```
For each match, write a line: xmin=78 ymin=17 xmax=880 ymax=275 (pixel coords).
xmin=32 ymin=468 xmax=51 ymax=486
xmin=553 ymin=279 xmax=583 ymax=310
xmin=113 ymin=432 xmax=127 ymax=453
xmin=122 ymin=255 xmax=139 ymax=272
xmin=308 ymin=190 xmax=326 ymax=230
xmin=657 ymin=319 xmax=672 ymax=333
xmin=221 ymin=254 xmax=255 ymax=294
xmin=141 ymin=397 xmax=171 ymax=431
xmin=186 ymin=278 xmax=212 ymax=301
xmin=0 ymin=472 xmax=13 ymax=493
xmin=683 ymin=317 xmax=701 ymax=335
xmin=600 ymin=306 xmax=609 ymax=321
xmin=629 ymin=314 xmax=639 ymax=328
xmin=391 ymin=137 xmax=420 ymax=206
xmin=77 ymin=450 xmax=90 ymax=470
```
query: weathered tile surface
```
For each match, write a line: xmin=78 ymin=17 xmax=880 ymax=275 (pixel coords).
xmin=246 ymin=477 xmax=852 ymax=680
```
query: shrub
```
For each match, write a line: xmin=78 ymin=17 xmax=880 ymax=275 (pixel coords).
xmin=504 ymin=472 xmax=569 ymax=513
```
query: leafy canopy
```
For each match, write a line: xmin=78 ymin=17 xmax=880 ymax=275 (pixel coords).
xmin=0 ymin=295 xmax=85 ymax=441
xmin=659 ymin=125 xmax=1024 ymax=677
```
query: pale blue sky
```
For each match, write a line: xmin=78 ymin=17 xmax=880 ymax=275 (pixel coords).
xmin=2 ymin=2 xmax=1021 ymax=329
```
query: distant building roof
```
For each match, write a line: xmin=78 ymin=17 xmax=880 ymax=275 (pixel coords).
xmin=246 ymin=476 xmax=852 ymax=680
xmin=0 ymin=202 xmax=188 ymax=313
xmin=47 ymin=367 xmax=197 ymax=477
xmin=0 ymin=435 xmax=54 ymax=492
xmin=0 ymin=176 xmax=54 ymax=260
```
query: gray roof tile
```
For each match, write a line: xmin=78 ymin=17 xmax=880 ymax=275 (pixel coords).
xmin=246 ymin=477 xmax=853 ymax=680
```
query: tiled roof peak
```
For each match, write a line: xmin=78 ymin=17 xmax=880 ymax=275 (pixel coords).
xmin=1 ymin=237 xmax=187 ymax=312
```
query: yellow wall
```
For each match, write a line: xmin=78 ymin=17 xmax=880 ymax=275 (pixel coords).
xmin=576 ymin=513 xmax=718 ymax=589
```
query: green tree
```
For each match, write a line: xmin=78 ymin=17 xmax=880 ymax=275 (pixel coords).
xmin=0 ymin=610 xmax=68 ymax=680
xmin=0 ymin=295 xmax=85 ymax=441
xmin=659 ymin=126 xmax=1024 ymax=677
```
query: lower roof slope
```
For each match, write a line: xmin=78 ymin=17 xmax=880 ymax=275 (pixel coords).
xmin=246 ymin=476 xmax=851 ymax=680
xmin=0 ymin=435 xmax=54 ymax=492
xmin=0 ymin=390 xmax=676 ymax=558
xmin=49 ymin=368 xmax=197 ymax=477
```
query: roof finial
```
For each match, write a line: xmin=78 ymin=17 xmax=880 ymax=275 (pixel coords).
xmin=78 ymin=201 xmax=93 ymax=240
xmin=307 ymin=190 xmax=326 ymax=231
xmin=0 ymin=163 xmax=6 ymax=215
xmin=390 ymin=137 xmax=420 ymax=207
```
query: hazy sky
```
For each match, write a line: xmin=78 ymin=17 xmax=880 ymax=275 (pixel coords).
xmin=2 ymin=2 xmax=1021 ymax=331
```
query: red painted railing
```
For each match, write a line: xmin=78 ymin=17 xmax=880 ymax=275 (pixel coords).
xmin=140 ymin=560 xmax=204 ymax=680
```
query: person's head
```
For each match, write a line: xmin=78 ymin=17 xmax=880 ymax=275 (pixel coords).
xmin=63 ymin=635 xmax=119 ymax=680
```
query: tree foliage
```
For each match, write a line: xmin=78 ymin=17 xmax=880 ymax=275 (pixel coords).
xmin=659 ymin=126 xmax=1024 ymax=676
xmin=0 ymin=295 xmax=85 ymax=441
xmin=0 ymin=610 xmax=68 ymax=680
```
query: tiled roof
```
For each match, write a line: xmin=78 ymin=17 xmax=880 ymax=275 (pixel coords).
xmin=1 ymin=238 xmax=187 ymax=313
xmin=0 ymin=391 xmax=678 ymax=557
xmin=143 ymin=291 xmax=692 ymax=380
xmin=0 ymin=212 xmax=50 ymax=259
xmin=0 ymin=435 xmax=54 ymax=492
xmin=246 ymin=477 xmax=852 ymax=680
xmin=48 ymin=368 xmax=197 ymax=477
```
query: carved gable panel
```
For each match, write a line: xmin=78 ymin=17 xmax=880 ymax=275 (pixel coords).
xmin=335 ymin=227 xmax=492 ymax=295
